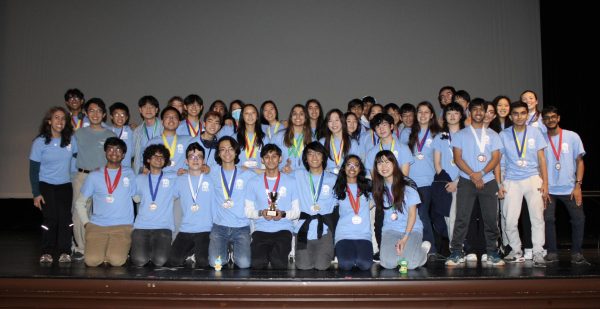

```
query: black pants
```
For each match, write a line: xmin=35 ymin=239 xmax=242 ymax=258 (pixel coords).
xmin=130 ymin=229 xmax=172 ymax=267
xmin=39 ymin=182 xmax=72 ymax=255
xmin=168 ymin=231 xmax=210 ymax=268
xmin=251 ymin=230 xmax=292 ymax=269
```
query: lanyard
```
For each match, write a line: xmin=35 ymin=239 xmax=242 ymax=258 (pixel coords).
xmin=308 ymin=171 xmax=324 ymax=204
xmin=379 ymin=138 xmax=395 ymax=153
xmin=416 ymin=128 xmax=430 ymax=153
xmin=72 ymin=114 xmax=83 ymax=129
xmin=264 ymin=172 xmax=281 ymax=206
xmin=383 ymin=184 xmax=396 ymax=211
xmin=144 ymin=121 xmax=158 ymax=141
xmin=528 ymin=112 xmax=539 ymax=125
xmin=148 ymin=172 xmax=164 ymax=203
xmin=290 ymin=134 xmax=304 ymax=158
xmin=162 ymin=134 xmax=177 ymax=158
xmin=268 ymin=122 xmax=280 ymax=140
xmin=330 ymin=137 xmax=344 ymax=166
xmin=187 ymin=173 xmax=204 ymax=205
xmin=245 ymin=132 xmax=257 ymax=159
xmin=104 ymin=167 xmax=122 ymax=195
xmin=469 ymin=126 xmax=487 ymax=154
xmin=512 ymin=127 xmax=528 ymax=160
xmin=548 ymin=128 xmax=563 ymax=162
xmin=346 ymin=185 xmax=361 ymax=215
xmin=220 ymin=167 xmax=237 ymax=200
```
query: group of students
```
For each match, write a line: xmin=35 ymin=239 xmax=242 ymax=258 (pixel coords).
xmin=28 ymin=86 xmax=587 ymax=271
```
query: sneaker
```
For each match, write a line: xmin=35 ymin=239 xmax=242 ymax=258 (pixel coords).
xmin=419 ymin=241 xmax=431 ymax=267
xmin=428 ymin=252 xmax=447 ymax=263
xmin=544 ymin=252 xmax=559 ymax=263
xmin=524 ymin=248 xmax=533 ymax=260
xmin=58 ymin=253 xmax=71 ymax=263
xmin=486 ymin=252 xmax=505 ymax=266
xmin=533 ymin=253 xmax=546 ymax=268
xmin=72 ymin=251 xmax=84 ymax=261
xmin=372 ymin=252 xmax=380 ymax=263
xmin=481 ymin=254 xmax=488 ymax=262
xmin=504 ymin=250 xmax=525 ymax=263
xmin=39 ymin=254 xmax=53 ymax=263
xmin=465 ymin=253 xmax=478 ymax=262
xmin=445 ymin=251 xmax=465 ymax=266
xmin=185 ymin=254 xmax=196 ymax=264
xmin=571 ymin=253 xmax=591 ymax=266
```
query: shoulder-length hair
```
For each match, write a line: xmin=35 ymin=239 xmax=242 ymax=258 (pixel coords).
xmin=284 ymin=104 xmax=312 ymax=148
xmin=371 ymin=150 xmax=408 ymax=213
xmin=322 ymin=109 xmax=351 ymax=161
xmin=37 ymin=106 xmax=73 ymax=147
xmin=333 ymin=155 xmax=371 ymax=200
xmin=408 ymin=101 xmax=441 ymax=153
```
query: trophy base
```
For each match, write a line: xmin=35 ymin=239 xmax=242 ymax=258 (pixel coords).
xmin=266 ymin=210 xmax=277 ymax=217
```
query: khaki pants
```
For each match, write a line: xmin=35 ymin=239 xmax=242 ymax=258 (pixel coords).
xmin=84 ymin=223 xmax=132 ymax=267
xmin=72 ymin=171 xmax=91 ymax=254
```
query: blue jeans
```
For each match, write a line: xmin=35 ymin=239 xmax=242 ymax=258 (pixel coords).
xmin=335 ymin=239 xmax=373 ymax=271
xmin=544 ymin=194 xmax=585 ymax=254
xmin=208 ymin=224 xmax=251 ymax=269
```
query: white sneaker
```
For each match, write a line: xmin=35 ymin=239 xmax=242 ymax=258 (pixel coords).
xmin=481 ymin=254 xmax=488 ymax=262
xmin=524 ymin=248 xmax=533 ymax=260
xmin=465 ymin=253 xmax=478 ymax=262
xmin=419 ymin=241 xmax=431 ymax=267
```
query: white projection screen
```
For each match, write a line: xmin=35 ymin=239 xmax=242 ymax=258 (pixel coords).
xmin=0 ymin=0 xmax=542 ymax=197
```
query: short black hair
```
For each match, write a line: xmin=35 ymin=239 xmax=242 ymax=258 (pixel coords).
xmin=138 ymin=95 xmax=160 ymax=109
xmin=399 ymin=103 xmax=416 ymax=114
xmin=109 ymin=102 xmax=130 ymax=125
xmin=143 ymin=144 xmax=171 ymax=169
xmin=84 ymin=98 xmax=107 ymax=114
xmin=510 ymin=101 xmax=528 ymax=113
xmin=215 ymin=136 xmax=241 ymax=165
xmin=64 ymin=88 xmax=84 ymax=101
xmin=454 ymin=90 xmax=471 ymax=103
xmin=302 ymin=141 xmax=328 ymax=171
xmin=260 ymin=143 xmax=282 ymax=158
xmin=347 ymin=98 xmax=363 ymax=110
xmin=184 ymin=94 xmax=204 ymax=106
xmin=186 ymin=142 xmax=206 ymax=158
xmin=362 ymin=96 xmax=376 ymax=104
xmin=160 ymin=106 xmax=182 ymax=120
xmin=468 ymin=98 xmax=488 ymax=112
xmin=104 ymin=137 xmax=127 ymax=154
xmin=369 ymin=113 xmax=395 ymax=130
xmin=541 ymin=105 xmax=559 ymax=117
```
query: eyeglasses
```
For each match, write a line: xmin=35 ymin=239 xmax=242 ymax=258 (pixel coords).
xmin=151 ymin=154 xmax=165 ymax=160
xmin=187 ymin=155 xmax=204 ymax=161
xmin=542 ymin=115 xmax=558 ymax=121
xmin=107 ymin=147 xmax=123 ymax=154
xmin=346 ymin=162 xmax=359 ymax=169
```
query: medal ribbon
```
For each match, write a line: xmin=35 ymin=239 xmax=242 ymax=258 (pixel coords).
xmin=512 ymin=127 xmax=528 ymax=160
xmin=346 ymin=185 xmax=361 ymax=215
xmin=469 ymin=125 xmax=487 ymax=154
xmin=162 ymin=134 xmax=178 ymax=158
xmin=72 ymin=114 xmax=83 ymax=129
xmin=186 ymin=119 xmax=201 ymax=137
xmin=104 ymin=166 xmax=122 ymax=195
xmin=245 ymin=133 xmax=257 ymax=159
xmin=548 ymin=128 xmax=563 ymax=162
xmin=416 ymin=128 xmax=430 ymax=153
xmin=148 ymin=171 xmax=164 ymax=203
xmin=220 ymin=167 xmax=237 ymax=200
xmin=263 ymin=172 xmax=281 ymax=206
xmin=330 ymin=137 xmax=344 ymax=166
xmin=383 ymin=184 xmax=396 ymax=211
xmin=379 ymin=138 xmax=395 ymax=153
xmin=187 ymin=174 xmax=204 ymax=205
xmin=528 ymin=111 xmax=539 ymax=125
xmin=289 ymin=134 xmax=304 ymax=158
xmin=308 ymin=171 xmax=324 ymax=204
xmin=268 ymin=122 xmax=280 ymax=140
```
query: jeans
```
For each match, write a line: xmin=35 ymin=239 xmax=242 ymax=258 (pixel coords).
xmin=544 ymin=194 xmax=585 ymax=254
xmin=130 ymin=229 xmax=172 ymax=267
xmin=208 ymin=224 xmax=251 ymax=269
xmin=335 ymin=239 xmax=373 ymax=271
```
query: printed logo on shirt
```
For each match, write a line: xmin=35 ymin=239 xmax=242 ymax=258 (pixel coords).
xmin=483 ymin=135 xmax=490 ymax=145
xmin=562 ymin=143 xmax=570 ymax=153
xmin=202 ymin=181 xmax=210 ymax=192
xmin=121 ymin=131 xmax=128 ymax=139
xmin=528 ymin=138 xmax=535 ymax=148
xmin=393 ymin=150 xmax=398 ymax=157
xmin=235 ymin=179 xmax=244 ymax=190
xmin=123 ymin=177 xmax=130 ymax=187
xmin=66 ymin=144 xmax=72 ymax=151
xmin=426 ymin=138 xmax=433 ymax=147
xmin=162 ymin=179 xmax=170 ymax=187
xmin=279 ymin=186 xmax=287 ymax=197
xmin=322 ymin=185 xmax=330 ymax=195
xmin=83 ymin=123 xmax=90 ymax=128
xmin=177 ymin=144 xmax=184 ymax=153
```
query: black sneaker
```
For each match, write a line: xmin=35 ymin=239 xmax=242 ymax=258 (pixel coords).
xmin=72 ymin=252 xmax=84 ymax=261
xmin=373 ymin=252 xmax=380 ymax=262
xmin=544 ymin=252 xmax=559 ymax=263
xmin=571 ymin=253 xmax=591 ymax=266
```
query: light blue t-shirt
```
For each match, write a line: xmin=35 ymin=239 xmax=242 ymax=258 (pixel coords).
xmin=30 ymin=136 xmax=77 ymax=185
xmin=359 ymin=130 xmax=379 ymax=154
xmin=334 ymin=183 xmax=372 ymax=244
xmin=210 ymin=167 xmax=253 ymax=228
xmin=109 ymin=125 xmax=134 ymax=168
xmin=197 ymin=137 xmax=218 ymax=168
xmin=245 ymin=173 xmax=298 ymax=233
xmin=81 ymin=167 xmax=136 ymax=226
xmin=134 ymin=172 xmax=177 ymax=230
xmin=273 ymin=131 xmax=308 ymax=172
xmin=133 ymin=120 xmax=164 ymax=174
xmin=528 ymin=112 xmax=547 ymax=134
xmin=451 ymin=126 xmax=502 ymax=183
xmin=146 ymin=134 xmax=193 ymax=173
xmin=543 ymin=129 xmax=585 ymax=195
xmin=500 ymin=125 xmax=547 ymax=180
xmin=365 ymin=137 xmax=413 ymax=177
xmin=382 ymin=185 xmax=423 ymax=234
xmin=407 ymin=128 xmax=436 ymax=187
xmin=236 ymin=132 xmax=267 ymax=170
xmin=174 ymin=173 xmax=213 ymax=233
xmin=176 ymin=119 xmax=203 ymax=137
xmin=432 ymin=132 xmax=459 ymax=181
xmin=294 ymin=169 xmax=337 ymax=240
xmin=217 ymin=124 xmax=236 ymax=139
xmin=319 ymin=137 xmax=362 ymax=174
xmin=262 ymin=123 xmax=284 ymax=143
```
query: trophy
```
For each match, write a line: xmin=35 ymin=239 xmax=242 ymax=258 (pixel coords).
xmin=267 ymin=191 xmax=278 ymax=217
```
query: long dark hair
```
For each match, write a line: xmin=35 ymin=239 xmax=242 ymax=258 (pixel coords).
xmin=344 ymin=111 xmax=362 ymax=142
xmin=485 ymin=102 xmax=502 ymax=133
xmin=260 ymin=100 xmax=279 ymax=125
xmin=408 ymin=101 xmax=441 ymax=153
xmin=493 ymin=95 xmax=512 ymax=129
xmin=37 ymin=106 xmax=73 ymax=147
xmin=372 ymin=150 xmax=407 ymax=213
xmin=333 ymin=155 xmax=371 ymax=200
xmin=305 ymin=98 xmax=324 ymax=139
xmin=237 ymin=104 xmax=265 ymax=150
xmin=323 ymin=109 xmax=351 ymax=161
xmin=284 ymin=104 xmax=312 ymax=148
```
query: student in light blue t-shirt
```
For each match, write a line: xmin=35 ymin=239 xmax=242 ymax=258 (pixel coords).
xmin=146 ymin=107 xmax=192 ymax=175
xmin=319 ymin=109 xmax=362 ymax=175
xmin=133 ymin=96 xmax=163 ymax=174
xmin=245 ymin=144 xmax=300 ymax=269
xmin=75 ymin=137 xmax=136 ymax=267
xmin=260 ymin=100 xmax=285 ymax=143
xmin=208 ymin=136 xmax=254 ymax=269
xmin=333 ymin=155 xmax=373 ymax=271
xmin=364 ymin=113 xmax=413 ymax=177
xmin=168 ymin=143 xmax=213 ymax=268
xmin=541 ymin=106 xmax=589 ymax=265
xmin=275 ymin=104 xmax=313 ymax=174
xmin=235 ymin=104 xmax=267 ymax=172
xmin=30 ymin=106 xmax=77 ymax=264
xmin=130 ymin=144 xmax=177 ymax=267
xmin=176 ymin=94 xmax=204 ymax=138
xmin=108 ymin=102 xmax=134 ymax=168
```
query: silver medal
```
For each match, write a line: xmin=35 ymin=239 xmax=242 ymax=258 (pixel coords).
xmin=106 ymin=194 xmax=114 ymax=203
xmin=149 ymin=202 xmax=158 ymax=211
xmin=191 ymin=204 xmax=199 ymax=212
xmin=352 ymin=215 xmax=362 ymax=225
xmin=477 ymin=154 xmax=487 ymax=162
xmin=555 ymin=162 xmax=561 ymax=170
xmin=416 ymin=153 xmax=425 ymax=160
xmin=390 ymin=212 xmax=398 ymax=221
xmin=311 ymin=203 xmax=320 ymax=212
